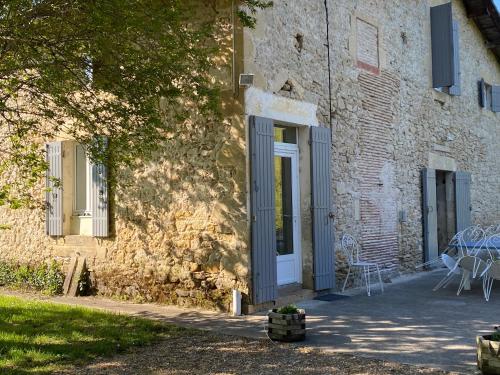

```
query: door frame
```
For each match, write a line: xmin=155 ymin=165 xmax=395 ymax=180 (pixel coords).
xmin=274 ymin=141 xmax=302 ymax=285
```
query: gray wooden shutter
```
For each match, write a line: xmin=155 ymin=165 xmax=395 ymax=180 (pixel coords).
xmin=310 ymin=126 xmax=335 ymax=290
xmin=431 ymin=3 xmax=455 ymax=88
xmin=46 ymin=142 xmax=63 ymax=236
xmin=455 ymin=171 xmax=472 ymax=232
xmin=422 ymin=169 xmax=438 ymax=264
xmin=448 ymin=21 xmax=461 ymax=96
xmin=491 ymin=85 xmax=500 ymax=112
xmin=249 ymin=116 xmax=277 ymax=304
xmin=92 ymin=138 xmax=109 ymax=237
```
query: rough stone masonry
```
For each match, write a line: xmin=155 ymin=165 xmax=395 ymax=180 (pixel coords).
xmin=0 ymin=0 xmax=499 ymax=310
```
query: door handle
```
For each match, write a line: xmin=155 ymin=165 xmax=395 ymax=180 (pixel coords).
xmin=329 ymin=212 xmax=335 ymax=219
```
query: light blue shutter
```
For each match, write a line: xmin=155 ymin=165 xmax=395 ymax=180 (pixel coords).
xmin=422 ymin=169 xmax=438 ymax=264
xmin=46 ymin=142 xmax=63 ymax=236
xmin=91 ymin=138 xmax=109 ymax=237
xmin=491 ymin=86 xmax=500 ymax=112
xmin=455 ymin=171 xmax=472 ymax=232
xmin=310 ymin=127 xmax=335 ymax=290
xmin=431 ymin=3 xmax=455 ymax=88
xmin=249 ymin=116 xmax=277 ymax=304
xmin=449 ymin=21 xmax=461 ymax=96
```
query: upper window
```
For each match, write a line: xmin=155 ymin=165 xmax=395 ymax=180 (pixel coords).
xmin=479 ymin=79 xmax=500 ymax=112
xmin=274 ymin=126 xmax=297 ymax=144
xmin=430 ymin=3 xmax=461 ymax=96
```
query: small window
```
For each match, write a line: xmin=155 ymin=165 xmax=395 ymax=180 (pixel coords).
xmin=274 ymin=126 xmax=297 ymax=144
xmin=74 ymin=144 xmax=92 ymax=216
xmin=480 ymin=79 xmax=500 ymax=112
xmin=479 ymin=79 xmax=492 ymax=109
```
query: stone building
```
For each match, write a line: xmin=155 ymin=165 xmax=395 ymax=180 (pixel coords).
xmin=1 ymin=0 xmax=499 ymax=312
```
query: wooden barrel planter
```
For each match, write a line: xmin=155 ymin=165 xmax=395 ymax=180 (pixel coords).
xmin=477 ymin=335 xmax=500 ymax=374
xmin=267 ymin=308 xmax=306 ymax=342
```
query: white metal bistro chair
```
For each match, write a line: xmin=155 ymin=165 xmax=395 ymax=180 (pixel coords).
xmin=454 ymin=255 xmax=489 ymax=296
xmin=416 ymin=227 xmax=470 ymax=270
xmin=484 ymin=225 xmax=499 ymax=238
xmin=432 ymin=253 xmax=462 ymax=291
xmin=484 ymin=234 xmax=500 ymax=260
xmin=481 ymin=260 xmax=500 ymax=301
xmin=341 ymin=234 xmax=384 ymax=296
xmin=458 ymin=226 xmax=485 ymax=257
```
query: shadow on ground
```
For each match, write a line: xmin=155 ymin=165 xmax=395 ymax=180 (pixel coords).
xmin=3 ymin=269 xmax=496 ymax=374
xmin=59 ymin=331 xmax=451 ymax=375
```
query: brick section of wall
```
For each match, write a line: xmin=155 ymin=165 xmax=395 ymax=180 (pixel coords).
xmin=358 ymin=71 xmax=400 ymax=270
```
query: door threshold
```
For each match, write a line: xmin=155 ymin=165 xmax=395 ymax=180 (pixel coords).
xmin=245 ymin=286 xmax=315 ymax=314
xmin=277 ymin=284 xmax=314 ymax=307
xmin=277 ymin=283 xmax=304 ymax=296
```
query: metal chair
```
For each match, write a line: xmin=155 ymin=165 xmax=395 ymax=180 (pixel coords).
xmin=433 ymin=253 xmax=461 ymax=291
xmin=484 ymin=225 xmax=499 ymax=237
xmin=455 ymin=255 xmax=488 ymax=296
xmin=484 ymin=234 xmax=500 ymax=260
xmin=341 ymin=234 xmax=384 ymax=296
xmin=417 ymin=227 xmax=470 ymax=269
xmin=481 ymin=260 xmax=500 ymax=301
xmin=458 ymin=226 xmax=485 ymax=257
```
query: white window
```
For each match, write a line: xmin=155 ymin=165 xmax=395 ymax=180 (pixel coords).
xmin=74 ymin=144 xmax=92 ymax=216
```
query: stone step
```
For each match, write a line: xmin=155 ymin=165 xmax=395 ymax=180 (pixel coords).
xmin=276 ymin=288 xmax=315 ymax=307
xmin=58 ymin=235 xmax=98 ymax=247
xmin=52 ymin=245 xmax=97 ymax=258
xmin=245 ymin=287 xmax=316 ymax=314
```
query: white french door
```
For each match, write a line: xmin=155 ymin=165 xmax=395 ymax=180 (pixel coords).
xmin=274 ymin=143 xmax=302 ymax=285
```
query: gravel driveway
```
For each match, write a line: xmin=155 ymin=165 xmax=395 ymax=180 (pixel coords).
xmin=61 ymin=331 xmax=456 ymax=375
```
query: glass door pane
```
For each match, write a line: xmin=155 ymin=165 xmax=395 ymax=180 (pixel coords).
xmin=275 ymin=155 xmax=294 ymax=256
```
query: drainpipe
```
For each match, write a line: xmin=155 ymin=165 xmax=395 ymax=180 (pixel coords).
xmin=324 ymin=0 xmax=334 ymax=134
xmin=232 ymin=0 xmax=238 ymax=98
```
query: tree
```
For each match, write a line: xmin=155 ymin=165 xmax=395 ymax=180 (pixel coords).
xmin=0 ymin=0 xmax=271 ymax=210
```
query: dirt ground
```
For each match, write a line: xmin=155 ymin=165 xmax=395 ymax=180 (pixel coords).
xmin=60 ymin=331 xmax=457 ymax=375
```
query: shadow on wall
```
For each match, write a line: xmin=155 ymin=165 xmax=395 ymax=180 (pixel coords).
xmin=95 ymin=110 xmax=247 ymax=311
xmin=86 ymin=3 xmax=249 ymax=312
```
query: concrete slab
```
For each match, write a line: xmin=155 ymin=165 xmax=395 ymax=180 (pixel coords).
xmin=293 ymin=269 xmax=498 ymax=374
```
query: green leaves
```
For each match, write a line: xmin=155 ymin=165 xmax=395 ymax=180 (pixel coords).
xmin=239 ymin=0 xmax=273 ymax=28
xmin=0 ymin=0 xmax=271 ymax=211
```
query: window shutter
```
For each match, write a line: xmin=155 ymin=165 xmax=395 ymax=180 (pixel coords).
xmin=431 ymin=3 xmax=455 ymax=88
xmin=455 ymin=171 xmax=472 ymax=232
xmin=46 ymin=142 xmax=63 ymax=236
xmin=310 ymin=126 xmax=335 ymax=291
xmin=249 ymin=116 xmax=277 ymax=304
xmin=422 ymin=169 xmax=438 ymax=264
xmin=91 ymin=137 xmax=109 ymax=237
xmin=491 ymin=85 xmax=500 ymax=112
xmin=448 ymin=21 xmax=461 ymax=96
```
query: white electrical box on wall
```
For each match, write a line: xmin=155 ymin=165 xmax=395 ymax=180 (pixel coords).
xmin=239 ymin=74 xmax=254 ymax=87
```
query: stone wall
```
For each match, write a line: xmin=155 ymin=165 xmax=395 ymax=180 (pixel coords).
xmin=0 ymin=0 xmax=249 ymax=311
xmin=243 ymin=0 xmax=500 ymax=283
xmin=1 ymin=0 xmax=499 ymax=310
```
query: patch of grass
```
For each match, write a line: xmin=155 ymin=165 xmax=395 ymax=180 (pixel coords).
xmin=0 ymin=295 xmax=187 ymax=374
